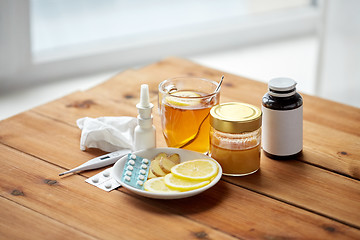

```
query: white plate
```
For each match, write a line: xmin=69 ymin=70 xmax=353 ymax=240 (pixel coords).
xmin=112 ymin=147 xmax=222 ymax=199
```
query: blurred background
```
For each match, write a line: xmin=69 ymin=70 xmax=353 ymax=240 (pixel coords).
xmin=0 ymin=0 xmax=359 ymax=120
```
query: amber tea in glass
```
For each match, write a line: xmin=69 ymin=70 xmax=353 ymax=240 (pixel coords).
xmin=158 ymin=77 xmax=220 ymax=153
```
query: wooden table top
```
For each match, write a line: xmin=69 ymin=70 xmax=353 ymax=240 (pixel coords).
xmin=1 ymin=57 xmax=359 ymax=239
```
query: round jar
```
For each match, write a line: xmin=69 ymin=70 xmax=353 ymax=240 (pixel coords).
xmin=262 ymin=77 xmax=303 ymax=160
xmin=209 ymin=102 xmax=262 ymax=176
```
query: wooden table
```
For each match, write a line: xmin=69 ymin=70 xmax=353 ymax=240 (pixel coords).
xmin=1 ymin=58 xmax=359 ymax=239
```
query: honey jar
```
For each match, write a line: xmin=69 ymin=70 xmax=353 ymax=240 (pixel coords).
xmin=209 ymin=102 xmax=262 ymax=176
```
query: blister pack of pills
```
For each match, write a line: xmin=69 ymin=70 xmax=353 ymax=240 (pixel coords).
xmin=85 ymin=167 xmax=120 ymax=192
xmin=121 ymin=153 xmax=150 ymax=190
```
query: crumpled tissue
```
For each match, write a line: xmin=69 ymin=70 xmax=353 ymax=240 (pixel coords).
xmin=77 ymin=116 xmax=137 ymax=152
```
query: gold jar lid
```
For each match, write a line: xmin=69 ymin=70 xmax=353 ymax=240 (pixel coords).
xmin=210 ymin=102 xmax=262 ymax=133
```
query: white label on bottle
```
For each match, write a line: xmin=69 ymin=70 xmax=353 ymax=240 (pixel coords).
xmin=262 ymin=105 xmax=303 ymax=156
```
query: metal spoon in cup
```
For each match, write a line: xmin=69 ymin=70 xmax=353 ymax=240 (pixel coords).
xmin=208 ymin=75 xmax=224 ymax=103
xmin=178 ymin=75 xmax=224 ymax=149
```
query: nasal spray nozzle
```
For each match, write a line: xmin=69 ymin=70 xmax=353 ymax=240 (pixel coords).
xmin=137 ymin=84 xmax=153 ymax=119
xmin=133 ymin=84 xmax=156 ymax=151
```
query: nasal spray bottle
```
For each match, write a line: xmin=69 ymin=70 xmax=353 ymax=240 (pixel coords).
xmin=133 ymin=84 xmax=156 ymax=151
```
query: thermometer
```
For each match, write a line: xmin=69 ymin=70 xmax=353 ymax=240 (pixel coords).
xmin=59 ymin=149 xmax=131 ymax=176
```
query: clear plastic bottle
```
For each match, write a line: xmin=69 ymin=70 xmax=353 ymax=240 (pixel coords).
xmin=262 ymin=77 xmax=303 ymax=160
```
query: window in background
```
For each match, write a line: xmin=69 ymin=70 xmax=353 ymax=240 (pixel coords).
xmin=0 ymin=0 xmax=319 ymax=91
xmin=31 ymin=0 xmax=315 ymax=62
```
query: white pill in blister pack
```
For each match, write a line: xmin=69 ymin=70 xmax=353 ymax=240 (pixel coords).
xmin=85 ymin=167 xmax=121 ymax=192
xmin=92 ymin=177 xmax=99 ymax=183
xmin=121 ymin=153 xmax=150 ymax=190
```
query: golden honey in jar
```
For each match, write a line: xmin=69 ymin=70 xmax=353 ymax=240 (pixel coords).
xmin=209 ymin=102 xmax=262 ymax=176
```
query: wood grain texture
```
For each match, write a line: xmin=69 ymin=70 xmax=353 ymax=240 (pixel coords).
xmin=28 ymin=57 xmax=360 ymax=179
xmin=302 ymin=121 xmax=360 ymax=179
xmin=1 ymin=145 xmax=359 ymax=239
xmin=136 ymin=181 xmax=360 ymax=239
xmin=0 ymin=57 xmax=359 ymax=239
xmin=0 ymin=145 xmax=236 ymax=240
xmin=135 ymin=57 xmax=360 ymax=178
xmin=0 ymin=197 xmax=96 ymax=240
xmin=1 ymin=103 xmax=359 ymax=232
xmin=137 ymin=57 xmax=360 ymax=135
xmin=223 ymin=153 xmax=360 ymax=228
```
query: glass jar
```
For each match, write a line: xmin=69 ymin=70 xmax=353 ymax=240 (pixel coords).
xmin=209 ymin=102 xmax=262 ymax=176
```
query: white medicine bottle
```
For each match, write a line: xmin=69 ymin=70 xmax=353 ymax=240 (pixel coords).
xmin=262 ymin=78 xmax=303 ymax=160
xmin=133 ymin=84 xmax=156 ymax=151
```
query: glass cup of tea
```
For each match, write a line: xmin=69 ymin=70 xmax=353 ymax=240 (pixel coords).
xmin=158 ymin=77 xmax=220 ymax=153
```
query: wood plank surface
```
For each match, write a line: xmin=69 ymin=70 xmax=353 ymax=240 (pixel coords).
xmin=133 ymin=57 xmax=360 ymax=177
xmin=223 ymin=153 xmax=360 ymax=228
xmin=0 ymin=197 xmax=96 ymax=240
xmin=137 ymin=57 xmax=360 ymax=135
xmin=29 ymin=57 xmax=360 ymax=179
xmin=0 ymin=145 xmax=236 ymax=240
xmin=1 ymin=98 xmax=359 ymax=232
xmin=1 ymin=57 xmax=359 ymax=239
xmin=1 ymin=145 xmax=359 ymax=239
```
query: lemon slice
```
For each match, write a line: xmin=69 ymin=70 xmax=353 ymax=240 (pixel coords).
xmin=164 ymin=173 xmax=210 ymax=191
xmin=165 ymin=90 xmax=201 ymax=107
xmin=144 ymin=177 xmax=179 ymax=193
xmin=171 ymin=159 xmax=218 ymax=181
